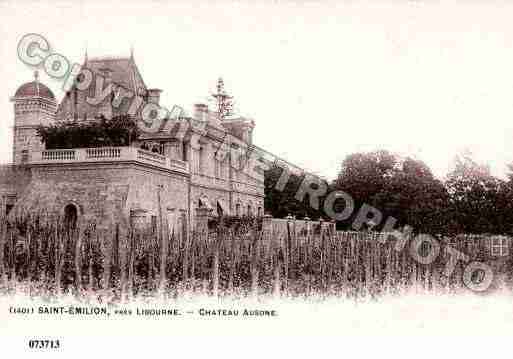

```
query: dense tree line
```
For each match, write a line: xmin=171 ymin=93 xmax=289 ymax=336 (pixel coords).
xmin=264 ymin=150 xmax=513 ymax=236
xmin=264 ymin=164 xmax=325 ymax=221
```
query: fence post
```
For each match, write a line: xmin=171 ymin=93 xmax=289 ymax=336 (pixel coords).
xmin=178 ymin=209 xmax=188 ymax=295
xmin=86 ymin=231 xmax=93 ymax=295
xmin=250 ymin=230 xmax=261 ymax=298
xmin=285 ymin=214 xmax=293 ymax=294
xmin=320 ymin=223 xmax=327 ymax=293
xmin=228 ymin=230 xmax=235 ymax=294
xmin=101 ymin=225 xmax=113 ymax=293
xmin=160 ymin=208 xmax=174 ymax=296
xmin=201 ymin=231 xmax=209 ymax=293
xmin=178 ymin=210 xmax=187 ymax=292
xmin=330 ymin=221 xmax=337 ymax=291
xmin=0 ymin=220 xmax=5 ymax=285
xmin=273 ymin=247 xmax=281 ymax=298
xmin=54 ymin=223 xmax=63 ymax=296
xmin=74 ymin=225 xmax=82 ymax=294
xmin=29 ymin=229 xmax=39 ymax=295
xmin=324 ymin=222 xmax=332 ymax=294
xmin=119 ymin=224 xmax=128 ymax=301
xmin=182 ymin=230 xmax=190 ymax=289
xmin=26 ymin=229 xmax=31 ymax=281
xmin=212 ymin=232 xmax=220 ymax=297
xmin=127 ymin=228 xmax=135 ymax=299
xmin=410 ymin=255 xmax=418 ymax=292
xmin=384 ymin=242 xmax=392 ymax=293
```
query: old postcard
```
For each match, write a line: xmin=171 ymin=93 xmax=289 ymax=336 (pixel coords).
xmin=0 ymin=0 xmax=511 ymax=356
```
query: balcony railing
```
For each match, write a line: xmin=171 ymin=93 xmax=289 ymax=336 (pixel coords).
xmin=42 ymin=149 xmax=76 ymax=161
xmin=32 ymin=147 xmax=188 ymax=173
xmin=86 ymin=147 xmax=121 ymax=159
xmin=136 ymin=149 xmax=166 ymax=166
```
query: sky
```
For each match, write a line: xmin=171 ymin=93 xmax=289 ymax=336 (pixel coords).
xmin=1 ymin=0 xmax=513 ymax=181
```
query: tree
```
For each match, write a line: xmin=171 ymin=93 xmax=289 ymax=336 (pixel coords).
xmin=264 ymin=163 xmax=326 ymax=220
xmin=332 ymin=150 xmax=449 ymax=234
xmin=446 ymin=152 xmax=509 ymax=235
xmin=37 ymin=115 xmax=140 ymax=149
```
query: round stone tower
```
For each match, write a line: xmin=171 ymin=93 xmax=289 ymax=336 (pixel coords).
xmin=10 ymin=71 xmax=57 ymax=164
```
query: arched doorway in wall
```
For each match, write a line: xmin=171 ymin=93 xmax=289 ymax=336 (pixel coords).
xmin=63 ymin=203 xmax=78 ymax=234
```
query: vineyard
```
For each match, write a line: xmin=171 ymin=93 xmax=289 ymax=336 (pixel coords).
xmin=0 ymin=215 xmax=512 ymax=300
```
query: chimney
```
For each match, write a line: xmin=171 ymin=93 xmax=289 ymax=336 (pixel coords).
xmin=193 ymin=103 xmax=208 ymax=121
xmin=147 ymin=88 xmax=162 ymax=105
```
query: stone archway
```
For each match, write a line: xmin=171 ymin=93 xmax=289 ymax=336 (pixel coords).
xmin=63 ymin=203 xmax=78 ymax=233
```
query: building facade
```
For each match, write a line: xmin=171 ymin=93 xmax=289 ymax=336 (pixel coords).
xmin=0 ymin=54 xmax=265 ymax=231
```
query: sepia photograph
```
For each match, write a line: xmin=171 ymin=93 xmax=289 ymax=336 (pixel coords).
xmin=0 ymin=0 xmax=512 ymax=356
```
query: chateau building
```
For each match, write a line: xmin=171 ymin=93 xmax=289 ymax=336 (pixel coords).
xmin=0 ymin=54 xmax=265 ymax=230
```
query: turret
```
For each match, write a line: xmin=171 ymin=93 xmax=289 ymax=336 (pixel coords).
xmin=11 ymin=71 xmax=56 ymax=164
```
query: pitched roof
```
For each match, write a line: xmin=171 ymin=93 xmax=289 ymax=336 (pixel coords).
xmin=85 ymin=56 xmax=147 ymax=93
xmin=56 ymin=56 xmax=147 ymax=120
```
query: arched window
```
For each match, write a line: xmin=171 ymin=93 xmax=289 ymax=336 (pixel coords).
xmin=235 ymin=203 xmax=241 ymax=217
xmin=257 ymin=207 xmax=262 ymax=217
xmin=247 ymin=205 xmax=252 ymax=217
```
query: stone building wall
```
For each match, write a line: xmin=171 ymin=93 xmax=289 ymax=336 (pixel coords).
xmin=125 ymin=164 xmax=189 ymax=230
xmin=9 ymin=163 xmax=189 ymax=229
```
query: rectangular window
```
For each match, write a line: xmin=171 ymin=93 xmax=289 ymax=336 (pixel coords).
xmin=182 ymin=142 xmax=188 ymax=161
xmin=214 ymin=159 xmax=221 ymax=178
xmin=199 ymin=147 xmax=204 ymax=173
xmin=21 ymin=150 xmax=29 ymax=162
xmin=491 ymin=237 xmax=509 ymax=257
xmin=151 ymin=216 xmax=157 ymax=234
